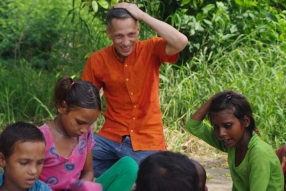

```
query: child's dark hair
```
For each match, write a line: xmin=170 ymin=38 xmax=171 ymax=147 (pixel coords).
xmin=208 ymin=91 xmax=256 ymax=132
xmin=52 ymin=76 xmax=101 ymax=113
xmin=135 ymin=151 xmax=199 ymax=191
xmin=0 ymin=121 xmax=46 ymax=159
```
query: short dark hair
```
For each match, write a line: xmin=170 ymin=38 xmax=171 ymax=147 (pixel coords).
xmin=106 ymin=8 xmax=137 ymax=29
xmin=0 ymin=121 xmax=46 ymax=159
xmin=51 ymin=76 xmax=101 ymax=113
xmin=135 ymin=151 xmax=199 ymax=191
xmin=208 ymin=91 xmax=256 ymax=132
xmin=192 ymin=159 xmax=207 ymax=191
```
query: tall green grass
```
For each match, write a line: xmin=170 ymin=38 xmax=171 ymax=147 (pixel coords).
xmin=0 ymin=26 xmax=285 ymax=152
xmin=0 ymin=41 xmax=285 ymax=150
xmin=0 ymin=61 xmax=58 ymax=127
xmin=160 ymin=40 xmax=286 ymax=149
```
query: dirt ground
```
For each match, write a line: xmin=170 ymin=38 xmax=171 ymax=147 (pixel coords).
xmin=206 ymin=166 xmax=232 ymax=191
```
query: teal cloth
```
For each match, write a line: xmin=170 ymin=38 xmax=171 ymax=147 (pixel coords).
xmin=0 ymin=172 xmax=52 ymax=191
xmin=186 ymin=119 xmax=284 ymax=191
xmin=95 ymin=156 xmax=138 ymax=191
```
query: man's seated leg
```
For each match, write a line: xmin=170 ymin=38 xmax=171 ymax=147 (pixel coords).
xmin=92 ymin=134 xmax=121 ymax=178
xmin=118 ymin=135 xmax=159 ymax=164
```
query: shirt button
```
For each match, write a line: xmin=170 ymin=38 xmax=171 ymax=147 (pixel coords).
xmin=130 ymin=130 xmax=133 ymax=132
xmin=125 ymin=64 xmax=128 ymax=67
xmin=133 ymin=117 xmax=136 ymax=120
xmin=130 ymin=92 xmax=133 ymax=95
xmin=126 ymin=78 xmax=129 ymax=81
xmin=134 ymin=105 xmax=136 ymax=108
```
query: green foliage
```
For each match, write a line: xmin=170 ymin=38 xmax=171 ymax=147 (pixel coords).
xmin=0 ymin=0 xmax=70 ymax=70
xmin=1 ymin=0 xmax=286 ymax=151
xmin=0 ymin=60 xmax=57 ymax=127
xmin=159 ymin=0 xmax=286 ymax=63
xmin=160 ymin=40 xmax=286 ymax=149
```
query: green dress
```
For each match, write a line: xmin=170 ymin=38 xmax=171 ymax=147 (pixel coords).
xmin=186 ymin=119 xmax=284 ymax=191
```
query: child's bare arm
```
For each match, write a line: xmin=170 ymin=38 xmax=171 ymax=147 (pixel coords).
xmin=79 ymin=150 xmax=94 ymax=181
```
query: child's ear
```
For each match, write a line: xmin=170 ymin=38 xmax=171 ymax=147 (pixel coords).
xmin=0 ymin=152 xmax=6 ymax=168
xmin=58 ymin=101 xmax=67 ymax=114
xmin=243 ymin=115 xmax=250 ymax=128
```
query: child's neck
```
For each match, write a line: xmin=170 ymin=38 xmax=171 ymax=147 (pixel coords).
xmin=235 ymin=131 xmax=252 ymax=166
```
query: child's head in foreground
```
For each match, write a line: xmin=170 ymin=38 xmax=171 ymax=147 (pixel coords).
xmin=0 ymin=122 xmax=46 ymax=190
xmin=135 ymin=151 xmax=207 ymax=191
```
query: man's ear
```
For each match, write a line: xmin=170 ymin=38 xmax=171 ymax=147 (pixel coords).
xmin=137 ymin=23 xmax=140 ymax=33
xmin=0 ymin=152 xmax=6 ymax=168
xmin=57 ymin=101 xmax=67 ymax=114
xmin=106 ymin=27 xmax=112 ymax=39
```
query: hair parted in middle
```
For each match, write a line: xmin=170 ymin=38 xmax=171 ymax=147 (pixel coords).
xmin=51 ymin=76 xmax=101 ymax=113
xmin=208 ymin=91 xmax=256 ymax=132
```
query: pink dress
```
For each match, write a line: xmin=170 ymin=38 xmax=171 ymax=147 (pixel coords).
xmin=39 ymin=123 xmax=96 ymax=190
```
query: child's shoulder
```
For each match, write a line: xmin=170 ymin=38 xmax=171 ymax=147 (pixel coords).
xmin=249 ymin=135 xmax=277 ymax=159
xmin=29 ymin=179 xmax=52 ymax=191
xmin=38 ymin=123 xmax=52 ymax=135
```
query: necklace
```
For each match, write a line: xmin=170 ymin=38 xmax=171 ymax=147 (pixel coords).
xmin=54 ymin=118 xmax=70 ymax=137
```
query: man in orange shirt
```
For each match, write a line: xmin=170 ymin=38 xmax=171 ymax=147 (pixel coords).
xmin=82 ymin=2 xmax=188 ymax=178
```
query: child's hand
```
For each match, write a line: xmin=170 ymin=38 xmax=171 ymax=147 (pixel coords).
xmin=70 ymin=179 xmax=102 ymax=191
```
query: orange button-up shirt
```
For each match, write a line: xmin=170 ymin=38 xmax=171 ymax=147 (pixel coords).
xmin=82 ymin=37 xmax=178 ymax=151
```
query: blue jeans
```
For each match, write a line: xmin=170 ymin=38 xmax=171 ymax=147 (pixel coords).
xmin=92 ymin=134 xmax=158 ymax=178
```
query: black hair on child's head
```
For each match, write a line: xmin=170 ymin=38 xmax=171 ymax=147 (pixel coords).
xmin=52 ymin=76 xmax=101 ymax=113
xmin=192 ymin=159 xmax=207 ymax=191
xmin=106 ymin=7 xmax=137 ymax=29
xmin=0 ymin=121 xmax=45 ymax=159
xmin=208 ymin=91 xmax=256 ymax=132
xmin=135 ymin=151 xmax=199 ymax=191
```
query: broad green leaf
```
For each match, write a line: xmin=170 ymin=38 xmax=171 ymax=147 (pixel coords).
xmin=266 ymin=12 xmax=278 ymax=23
xmin=202 ymin=4 xmax=215 ymax=14
xmin=92 ymin=1 xmax=98 ymax=13
xmin=234 ymin=0 xmax=243 ymax=6
xmin=230 ymin=25 xmax=238 ymax=33
xmin=111 ymin=0 xmax=118 ymax=7
xmin=181 ymin=0 xmax=191 ymax=5
xmin=98 ymin=0 xmax=109 ymax=9
xmin=222 ymin=34 xmax=236 ymax=40
xmin=279 ymin=33 xmax=285 ymax=41
xmin=245 ymin=0 xmax=257 ymax=7
xmin=203 ymin=19 xmax=212 ymax=26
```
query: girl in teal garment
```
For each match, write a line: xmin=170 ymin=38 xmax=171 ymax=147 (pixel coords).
xmin=187 ymin=90 xmax=284 ymax=191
